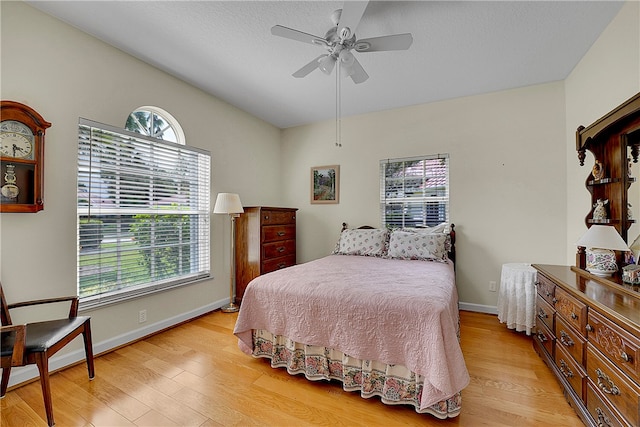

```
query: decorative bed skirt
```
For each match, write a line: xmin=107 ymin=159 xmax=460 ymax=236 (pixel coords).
xmin=251 ymin=329 xmax=462 ymax=419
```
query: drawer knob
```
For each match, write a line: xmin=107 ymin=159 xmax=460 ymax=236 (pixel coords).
xmin=277 ymin=262 xmax=287 ymax=269
xmin=596 ymin=407 xmax=613 ymax=427
xmin=277 ymin=231 xmax=286 ymax=236
xmin=536 ymin=331 xmax=548 ymax=343
xmin=264 ymin=215 xmax=269 ymax=220
xmin=621 ymin=352 xmax=631 ymax=363
xmin=537 ymin=309 xmax=547 ymax=319
xmin=586 ymin=324 xmax=593 ymax=332
xmin=559 ymin=359 xmax=574 ymax=378
xmin=570 ymin=312 xmax=578 ymax=320
xmin=559 ymin=331 xmax=574 ymax=347
xmin=552 ymin=297 xmax=558 ymax=304
xmin=596 ymin=368 xmax=620 ymax=396
xmin=277 ymin=246 xmax=286 ymax=253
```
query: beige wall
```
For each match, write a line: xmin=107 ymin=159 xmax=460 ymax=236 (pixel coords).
xmin=565 ymin=0 xmax=640 ymax=262
xmin=0 ymin=1 xmax=282 ymax=371
xmin=281 ymin=82 xmax=568 ymax=308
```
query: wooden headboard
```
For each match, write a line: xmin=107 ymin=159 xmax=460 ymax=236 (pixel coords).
xmin=340 ymin=223 xmax=456 ymax=263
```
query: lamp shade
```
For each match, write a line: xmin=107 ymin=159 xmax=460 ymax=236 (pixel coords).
xmin=576 ymin=225 xmax=630 ymax=251
xmin=213 ymin=193 xmax=244 ymax=215
xmin=631 ymin=233 xmax=640 ymax=262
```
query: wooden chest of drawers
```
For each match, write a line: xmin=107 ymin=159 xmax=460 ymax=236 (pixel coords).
xmin=234 ymin=206 xmax=297 ymax=303
xmin=533 ymin=265 xmax=640 ymax=427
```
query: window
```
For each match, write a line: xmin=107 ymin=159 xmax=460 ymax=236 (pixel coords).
xmin=380 ymin=154 xmax=449 ymax=228
xmin=125 ymin=106 xmax=185 ymax=144
xmin=77 ymin=117 xmax=210 ymax=308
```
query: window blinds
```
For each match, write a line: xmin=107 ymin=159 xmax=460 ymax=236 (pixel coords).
xmin=380 ymin=154 xmax=449 ymax=228
xmin=77 ymin=118 xmax=210 ymax=308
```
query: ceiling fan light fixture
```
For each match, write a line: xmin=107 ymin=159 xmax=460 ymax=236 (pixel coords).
xmin=319 ymin=55 xmax=336 ymax=75
xmin=339 ymin=49 xmax=355 ymax=66
xmin=339 ymin=50 xmax=355 ymax=76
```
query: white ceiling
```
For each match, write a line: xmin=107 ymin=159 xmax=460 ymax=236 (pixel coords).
xmin=28 ymin=1 xmax=624 ymax=129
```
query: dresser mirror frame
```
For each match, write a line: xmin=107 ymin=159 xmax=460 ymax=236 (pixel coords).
xmin=576 ymin=93 xmax=640 ymax=272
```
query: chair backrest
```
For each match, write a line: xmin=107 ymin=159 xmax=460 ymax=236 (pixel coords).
xmin=1 ymin=283 xmax=24 ymax=368
xmin=0 ymin=283 xmax=12 ymax=326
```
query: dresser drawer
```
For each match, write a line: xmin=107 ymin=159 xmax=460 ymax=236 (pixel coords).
xmin=587 ymin=345 xmax=640 ymax=427
xmin=262 ymin=254 xmax=296 ymax=274
xmin=262 ymin=239 xmax=295 ymax=260
xmin=261 ymin=209 xmax=296 ymax=225
xmin=556 ymin=344 xmax=587 ymax=401
xmin=556 ymin=315 xmax=586 ymax=367
xmin=555 ymin=287 xmax=587 ymax=335
xmin=535 ymin=317 xmax=554 ymax=357
xmin=536 ymin=294 xmax=555 ymax=332
xmin=588 ymin=310 xmax=640 ymax=385
xmin=262 ymin=225 xmax=296 ymax=243
xmin=586 ymin=382 xmax=630 ymax=427
xmin=536 ymin=273 xmax=556 ymax=306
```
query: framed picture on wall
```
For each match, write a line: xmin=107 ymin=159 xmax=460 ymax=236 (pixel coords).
xmin=311 ymin=165 xmax=339 ymax=204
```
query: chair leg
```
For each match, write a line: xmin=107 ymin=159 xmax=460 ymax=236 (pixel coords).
xmin=82 ymin=320 xmax=95 ymax=380
xmin=1 ymin=367 xmax=11 ymax=397
xmin=34 ymin=352 xmax=55 ymax=427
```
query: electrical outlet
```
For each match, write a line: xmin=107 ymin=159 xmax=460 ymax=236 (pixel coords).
xmin=489 ymin=281 xmax=497 ymax=292
xmin=138 ymin=309 xmax=147 ymax=323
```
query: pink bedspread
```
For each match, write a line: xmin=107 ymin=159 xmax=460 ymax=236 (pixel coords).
xmin=233 ymin=254 xmax=470 ymax=409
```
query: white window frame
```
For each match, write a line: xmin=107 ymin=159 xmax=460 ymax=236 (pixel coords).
xmin=77 ymin=118 xmax=210 ymax=309
xmin=380 ymin=154 xmax=449 ymax=228
xmin=125 ymin=106 xmax=186 ymax=144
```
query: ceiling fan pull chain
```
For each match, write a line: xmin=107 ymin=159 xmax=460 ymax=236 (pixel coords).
xmin=336 ymin=60 xmax=342 ymax=147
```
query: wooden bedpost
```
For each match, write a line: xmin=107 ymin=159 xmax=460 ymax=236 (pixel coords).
xmin=449 ymin=224 xmax=456 ymax=264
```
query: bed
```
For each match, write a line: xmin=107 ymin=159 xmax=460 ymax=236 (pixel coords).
xmin=233 ymin=223 xmax=469 ymax=419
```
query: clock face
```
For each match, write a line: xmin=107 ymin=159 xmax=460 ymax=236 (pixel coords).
xmin=0 ymin=120 xmax=35 ymax=160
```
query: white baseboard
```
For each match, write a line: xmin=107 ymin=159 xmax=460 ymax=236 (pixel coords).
xmin=459 ymin=302 xmax=498 ymax=315
xmin=7 ymin=298 xmax=228 ymax=388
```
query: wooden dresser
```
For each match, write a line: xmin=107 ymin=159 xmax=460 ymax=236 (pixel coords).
xmin=234 ymin=206 xmax=297 ymax=303
xmin=532 ymin=264 xmax=640 ymax=427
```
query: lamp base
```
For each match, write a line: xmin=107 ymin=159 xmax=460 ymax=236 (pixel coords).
xmin=586 ymin=248 xmax=618 ymax=278
xmin=221 ymin=302 xmax=240 ymax=313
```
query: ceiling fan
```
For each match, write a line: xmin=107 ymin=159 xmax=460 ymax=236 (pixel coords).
xmin=271 ymin=1 xmax=413 ymax=84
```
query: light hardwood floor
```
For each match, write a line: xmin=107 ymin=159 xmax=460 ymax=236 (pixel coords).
xmin=1 ymin=310 xmax=583 ymax=426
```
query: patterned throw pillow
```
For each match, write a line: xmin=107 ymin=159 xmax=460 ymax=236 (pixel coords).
xmin=335 ymin=228 xmax=389 ymax=257
xmin=387 ymin=230 xmax=448 ymax=261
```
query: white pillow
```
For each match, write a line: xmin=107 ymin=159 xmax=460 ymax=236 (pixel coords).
xmin=387 ymin=230 xmax=448 ymax=261
xmin=335 ymin=228 xmax=389 ymax=257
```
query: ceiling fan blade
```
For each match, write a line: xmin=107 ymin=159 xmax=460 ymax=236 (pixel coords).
xmin=292 ymin=55 xmax=326 ymax=78
xmin=271 ymin=25 xmax=323 ymax=45
xmin=337 ymin=1 xmax=369 ymax=40
xmin=355 ymin=33 xmax=414 ymax=52
xmin=349 ymin=56 xmax=369 ymax=84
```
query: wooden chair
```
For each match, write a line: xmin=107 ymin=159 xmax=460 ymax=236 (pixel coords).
xmin=0 ymin=282 xmax=95 ymax=426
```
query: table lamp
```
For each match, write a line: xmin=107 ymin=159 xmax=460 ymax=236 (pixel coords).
xmin=576 ymin=225 xmax=630 ymax=277
xmin=213 ymin=193 xmax=244 ymax=312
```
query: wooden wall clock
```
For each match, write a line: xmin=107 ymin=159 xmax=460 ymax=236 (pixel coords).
xmin=0 ymin=101 xmax=51 ymax=213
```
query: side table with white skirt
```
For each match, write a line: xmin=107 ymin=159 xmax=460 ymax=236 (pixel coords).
xmin=497 ymin=263 xmax=537 ymax=335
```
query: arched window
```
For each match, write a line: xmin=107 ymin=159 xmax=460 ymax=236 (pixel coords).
xmin=125 ymin=106 xmax=185 ymax=144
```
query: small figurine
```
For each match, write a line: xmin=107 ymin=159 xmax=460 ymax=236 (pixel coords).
xmin=592 ymin=160 xmax=605 ymax=181
xmin=593 ymin=198 xmax=609 ymax=221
